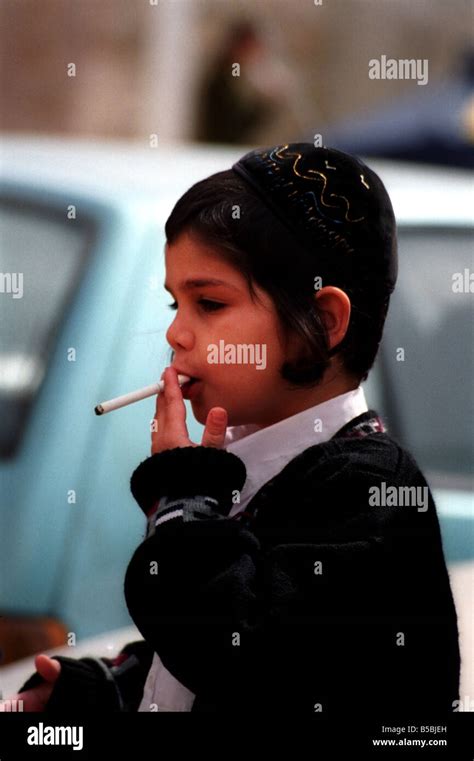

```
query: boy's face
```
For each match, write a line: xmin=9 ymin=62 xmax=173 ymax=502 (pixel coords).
xmin=164 ymin=231 xmax=298 ymax=428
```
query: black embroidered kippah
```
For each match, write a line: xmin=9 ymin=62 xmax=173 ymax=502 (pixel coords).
xmin=232 ymin=143 xmax=398 ymax=290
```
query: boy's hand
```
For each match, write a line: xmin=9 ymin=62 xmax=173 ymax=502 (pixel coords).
xmin=0 ymin=654 xmax=61 ymax=712
xmin=151 ymin=366 xmax=227 ymax=454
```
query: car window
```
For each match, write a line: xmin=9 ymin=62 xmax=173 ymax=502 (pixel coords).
xmin=0 ymin=195 xmax=95 ymax=458
xmin=381 ymin=226 xmax=474 ymax=477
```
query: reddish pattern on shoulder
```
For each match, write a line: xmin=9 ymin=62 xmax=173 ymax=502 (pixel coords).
xmin=234 ymin=414 xmax=387 ymax=525
xmin=112 ymin=653 xmax=129 ymax=667
xmin=231 ymin=511 xmax=253 ymax=522
xmin=341 ymin=415 xmax=386 ymax=438
xmin=146 ymin=500 xmax=160 ymax=518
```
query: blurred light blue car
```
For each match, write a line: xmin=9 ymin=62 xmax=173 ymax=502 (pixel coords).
xmin=1 ymin=138 xmax=472 ymax=657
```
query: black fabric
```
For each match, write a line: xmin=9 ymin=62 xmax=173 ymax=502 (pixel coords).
xmin=124 ymin=410 xmax=460 ymax=717
xmin=130 ymin=446 xmax=247 ymax=516
xmin=17 ymin=410 xmax=460 ymax=717
xmin=18 ymin=656 xmax=120 ymax=713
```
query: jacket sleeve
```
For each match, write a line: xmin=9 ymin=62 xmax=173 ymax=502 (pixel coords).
xmin=17 ymin=639 xmax=155 ymax=713
xmin=123 ymin=446 xmax=392 ymax=714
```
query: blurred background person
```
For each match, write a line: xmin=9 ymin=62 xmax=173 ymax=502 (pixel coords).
xmin=194 ymin=19 xmax=310 ymax=145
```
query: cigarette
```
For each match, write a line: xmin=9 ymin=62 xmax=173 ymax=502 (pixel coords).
xmin=94 ymin=374 xmax=191 ymax=415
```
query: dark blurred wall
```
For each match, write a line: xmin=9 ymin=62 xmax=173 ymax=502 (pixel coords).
xmin=1 ymin=0 xmax=472 ymax=142
xmin=1 ymin=0 xmax=142 ymax=137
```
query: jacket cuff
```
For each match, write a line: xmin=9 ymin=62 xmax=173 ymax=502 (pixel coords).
xmin=152 ymin=494 xmax=222 ymax=528
xmin=130 ymin=446 xmax=247 ymax=517
xmin=18 ymin=656 xmax=121 ymax=712
xmin=17 ymin=641 xmax=154 ymax=713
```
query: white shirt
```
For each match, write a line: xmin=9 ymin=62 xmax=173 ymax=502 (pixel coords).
xmin=137 ymin=386 xmax=368 ymax=711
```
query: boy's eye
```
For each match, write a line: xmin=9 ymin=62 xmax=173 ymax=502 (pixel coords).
xmin=198 ymin=299 xmax=226 ymax=312
xmin=167 ymin=299 xmax=225 ymax=312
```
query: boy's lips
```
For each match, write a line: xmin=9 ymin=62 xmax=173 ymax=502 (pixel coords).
xmin=171 ymin=366 xmax=200 ymax=383
xmin=171 ymin=366 xmax=202 ymax=399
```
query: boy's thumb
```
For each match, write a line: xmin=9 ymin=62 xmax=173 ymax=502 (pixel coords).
xmin=202 ymin=407 xmax=228 ymax=448
xmin=35 ymin=654 xmax=61 ymax=682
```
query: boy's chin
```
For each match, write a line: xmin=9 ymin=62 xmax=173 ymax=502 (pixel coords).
xmin=192 ymin=408 xmax=208 ymax=426
xmin=189 ymin=401 xmax=214 ymax=427
xmin=190 ymin=401 xmax=234 ymax=428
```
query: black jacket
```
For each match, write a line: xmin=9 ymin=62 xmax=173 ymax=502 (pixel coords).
xmin=19 ymin=410 xmax=460 ymax=717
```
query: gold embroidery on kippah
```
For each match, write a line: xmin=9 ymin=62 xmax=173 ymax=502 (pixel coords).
xmin=268 ymin=145 xmax=366 ymax=223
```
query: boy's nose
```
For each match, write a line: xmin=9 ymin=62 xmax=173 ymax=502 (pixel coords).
xmin=165 ymin=321 xmax=194 ymax=352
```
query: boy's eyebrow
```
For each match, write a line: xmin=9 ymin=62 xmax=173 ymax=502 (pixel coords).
xmin=164 ymin=278 xmax=239 ymax=293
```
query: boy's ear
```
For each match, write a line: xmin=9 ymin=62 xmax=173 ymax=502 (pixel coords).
xmin=314 ymin=287 xmax=352 ymax=349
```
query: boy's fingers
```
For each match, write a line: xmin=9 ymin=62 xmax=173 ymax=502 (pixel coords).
xmin=156 ymin=368 xmax=186 ymax=418
xmin=155 ymin=367 xmax=189 ymax=442
xmin=151 ymin=367 xmax=191 ymax=453
xmin=201 ymin=407 xmax=228 ymax=448
xmin=17 ymin=684 xmax=51 ymax=711
xmin=163 ymin=367 xmax=186 ymax=408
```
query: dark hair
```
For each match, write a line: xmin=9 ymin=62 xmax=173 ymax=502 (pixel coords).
xmin=165 ymin=170 xmax=393 ymax=386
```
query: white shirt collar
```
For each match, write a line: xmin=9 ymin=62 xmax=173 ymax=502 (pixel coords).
xmin=224 ymin=386 xmax=368 ymax=516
